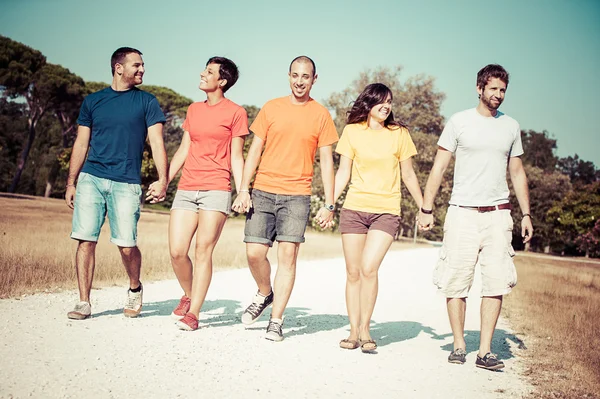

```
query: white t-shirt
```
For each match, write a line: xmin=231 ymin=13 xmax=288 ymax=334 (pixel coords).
xmin=438 ymin=108 xmax=523 ymax=206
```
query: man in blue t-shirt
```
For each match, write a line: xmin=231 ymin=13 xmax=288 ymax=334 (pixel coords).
xmin=64 ymin=47 xmax=168 ymax=320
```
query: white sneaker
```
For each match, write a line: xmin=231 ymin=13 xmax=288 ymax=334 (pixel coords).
xmin=124 ymin=283 xmax=143 ymax=318
xmin=265 ymin=317 xmax=284 ymax=342
xmin=67 ymin=301 xmax=91 ymax=320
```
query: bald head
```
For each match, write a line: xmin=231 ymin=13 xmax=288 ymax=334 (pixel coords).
xmin=289 ymin=56 xmax=316 ymax=78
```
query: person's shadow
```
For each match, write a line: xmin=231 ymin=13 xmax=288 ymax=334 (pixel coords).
xmin=368 ymin=321 xmax=440 ymax=347
xmin=433 ymin=329 xmax=527 ymax=362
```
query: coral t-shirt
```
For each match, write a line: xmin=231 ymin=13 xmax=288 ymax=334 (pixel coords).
xmin=250 ymin=96 xmax=338 ymax=195
xmin=178 ymin=99 xmax=248 ymax=191
xmin=335 ymin=123 xmax=417 ymax=215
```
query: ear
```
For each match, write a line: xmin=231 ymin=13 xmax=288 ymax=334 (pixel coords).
xmin=312 ymin=73 xmax=318 ymax=84
xmin=219 ymin=79 xmax=227 ymax=88
xmin=476 ymin=85 xmax=483 ymax=96
xmin=115 ymin=63 xmax=124 ymax=76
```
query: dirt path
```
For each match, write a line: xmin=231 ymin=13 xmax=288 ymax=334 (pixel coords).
xmin=0 ymin=248 xmax=530 ymax=398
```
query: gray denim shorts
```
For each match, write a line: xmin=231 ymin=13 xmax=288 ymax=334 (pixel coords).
xmin=244 ymin=189 xmax=311 ymax=246
xmin=171 ymin=190 xmax=232 ymax=214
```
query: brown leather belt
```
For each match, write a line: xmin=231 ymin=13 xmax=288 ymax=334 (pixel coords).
xmin=454 ymin=203 xmax=512 ymax=213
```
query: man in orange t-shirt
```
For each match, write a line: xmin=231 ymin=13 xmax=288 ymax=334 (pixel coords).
xmin=232 ymin=56 xmax=338 ymax=341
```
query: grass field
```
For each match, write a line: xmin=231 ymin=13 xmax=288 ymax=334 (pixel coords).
xmin=2 ymin=194 xmax=599 ymax=398
xmin=505 ymin=255 xmax=600 ymax=399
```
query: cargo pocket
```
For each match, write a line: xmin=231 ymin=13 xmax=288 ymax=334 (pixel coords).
xmin=433 ymin=246 xmax=449 ymax=289
xmin=506 ymin=245 xmax=517 ymax=289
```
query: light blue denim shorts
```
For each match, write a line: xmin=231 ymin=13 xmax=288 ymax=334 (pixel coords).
xmin=71 ymin=172 xmax=142 ymax=247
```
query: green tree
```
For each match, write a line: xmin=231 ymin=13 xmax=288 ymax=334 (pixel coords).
xmin=557 ymin=154 xmax=599 ymax=187
xmin=520 ymin=129 xmax=557 ymax=172
xmin=0 ymin=99 xmax=27 ymax=191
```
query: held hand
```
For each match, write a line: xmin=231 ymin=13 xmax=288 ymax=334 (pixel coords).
xmin=146 ymin=180 xmax=167 ymax=204
xmin=418 ymin=212 xmax=434 ymax=231
xmin=232 ymin=191 xmax=252 ymax=214
xmin=315 ymin=207 xmax=334 ymax=230
xmin=65 ymin=186 xmax=76 ymax=209
xmin=521 ymin=216 xmax=534 ymax=244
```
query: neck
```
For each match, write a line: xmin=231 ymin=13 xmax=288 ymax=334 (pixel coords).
xmin=476 ymin=102 xmax=498 ymax=118
xmin=206 ymin=90 xmax=225 ymax=105
xmin=289 ymin=93 xmax=310 ymax=105
xmin=111 ymin=77 xmax=134 ymax=92
xmin=367 ymin=116 xmax=385 ymax=130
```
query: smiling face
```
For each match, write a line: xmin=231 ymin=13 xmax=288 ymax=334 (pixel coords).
xmin=369 ymin=93 xmax=393 ymax=124
xmin=478 ymin=77 xmax=507 ymax=111
xmin=288 ymin=60 xmax=317 ymax=102
xmin=116 ymin=53 xmax=145 ymax=87
xmin=199 ymin=63 xmax=225 ymax=93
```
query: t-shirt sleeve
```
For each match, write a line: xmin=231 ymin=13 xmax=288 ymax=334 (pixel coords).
xmin=182 ymin=104 xmax=193 ymax=132
xmin=335 ymin=126 xmax=354 ymax=160
xmin=77 ymin=97 xmax=92 ymax=127
xmin=249 ymin=104 xmax=269 ymax=140
xmin=398 ymin=128 xmax=418 ymax=162
xmin=317 ymin=111 xmax=339 ymax=147
xmin=437 ymin=116 xmax=458 ymax=153
xmin=145 ymin=96 xmax=167 ymax=127
xmin=231 ymin=107 xmax=249 ymax=138
xmin=509 ymin=123 xmax=524 ymax=157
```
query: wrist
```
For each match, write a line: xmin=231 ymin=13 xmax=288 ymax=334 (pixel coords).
xmin=522 ymin=213 xmax=532 ymax=220
xmin=323 ymin=203 xmax=334 ymax=212
xmin=238 ymin=189 xmax=249 ymax=194
xmin=66 ymin=183 xmax=76 ymax=188
xmin=420 ymin=207 xmax=433 ymax=214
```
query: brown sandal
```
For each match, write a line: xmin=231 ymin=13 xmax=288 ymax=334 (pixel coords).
xmin=339 ymin=338 xmax=360 ymax=350
xmin=359 ymin=339 xmax=377 ymax=353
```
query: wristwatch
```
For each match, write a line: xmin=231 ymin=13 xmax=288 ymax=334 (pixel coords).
xmin=325 ymin=204 xmax=334 ymax=212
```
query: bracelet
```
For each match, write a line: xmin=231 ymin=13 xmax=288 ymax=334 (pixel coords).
xmin=238 ymin=189 xmax=249 ymax=193
xmin=420 ymin=207 xmax=433 ymax=214
xmin=522 ymin=213 xmax=531 ymax=219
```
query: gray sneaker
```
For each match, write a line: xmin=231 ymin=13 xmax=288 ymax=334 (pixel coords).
xmin=67 ymin=301 xmax=91 ymax=320
xmin=265 ymin=317 xmax=284 ymax=342
xmin=241 ymin=290 xmax=274 ymax=325
xmin=124 ymin=283 xmax=143 ymax=318
xmin=448 ymin=348 xmax=467 ymax=364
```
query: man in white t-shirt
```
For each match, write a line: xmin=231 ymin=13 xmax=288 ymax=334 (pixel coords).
xmin=418 ymin=64 xmax=533 ymax=371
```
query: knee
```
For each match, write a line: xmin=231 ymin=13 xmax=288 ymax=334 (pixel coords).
xmin=246 ymin=250 xmax=266 ymax=268
xmin=170 ymin=248 xmax=188 ymax=263
xmin=119 ymin=246 xmax=138 ymax=260
xmin=360 ymin=267 xmax=378 ymax=280
xmin=346 ymin=269 xmax=360 ymax=283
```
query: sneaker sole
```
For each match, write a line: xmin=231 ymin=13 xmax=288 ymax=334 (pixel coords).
xmin=67 ymin=312 xmax=90 ymax=320
xmin=175 ymin=321 xmax=197 ymax=331
xmin=476 ymin=363 xmax=505 ymax=370
xmin=448 ymin=358 xmax=466 ymax=364
xmin=264 ymin=334 xmax=283 ymax=342
xmin=123 ymin=308 xmax=142 ymax=318
xmin=171 ymin=312 xmax=185 ymax=321
xmin=241 ymin=302 xmax=272 ymax=326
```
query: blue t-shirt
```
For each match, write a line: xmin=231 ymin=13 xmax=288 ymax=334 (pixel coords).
xmin=77 ymin=87 xmax=166 ymax=183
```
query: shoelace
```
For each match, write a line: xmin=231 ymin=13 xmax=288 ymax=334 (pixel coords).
xmin=126 ymin=292 xmax=141 ymax=308
xmin=486 ymin=353 xmax=498 ymax=360
xmin=175 ymin=298 xmax=190 ymax=312
xmin=267 ymin=321 xmax=282 ymax=335
xmin=245 ymin=297 xmax=266 ymax=317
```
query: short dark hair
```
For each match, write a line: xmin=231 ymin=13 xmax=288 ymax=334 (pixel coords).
xmin=289 ymin=56 xmax=316 ymax=77
xmin=477 ymin=64 xmax=509 ymax=90
xmin=111 ymin=47 xmax=142 ymax=76
xmin=206 ymin=56 xmax=239 ymax=93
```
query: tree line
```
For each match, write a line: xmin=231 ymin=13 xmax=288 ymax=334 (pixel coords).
xmin=1 ymin=36 xmax=599 ymax=257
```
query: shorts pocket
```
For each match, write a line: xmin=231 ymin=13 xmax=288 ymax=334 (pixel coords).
xmin=432 ymin=246 xmax=449 ymax=289
xmin=506 ymin=245 xmax=517 ymax=288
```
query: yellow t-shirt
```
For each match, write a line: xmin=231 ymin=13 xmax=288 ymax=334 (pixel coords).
xmin=335 ymin=123 xmax=417 ymax=215
xmin=250 ymin=96 xmax=338 ymax=195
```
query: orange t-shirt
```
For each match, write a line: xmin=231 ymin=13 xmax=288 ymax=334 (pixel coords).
xmin=250 ymin=96 xmax=338 ymax=195
xmin=178 ymin=99 xmax=248 ymax=191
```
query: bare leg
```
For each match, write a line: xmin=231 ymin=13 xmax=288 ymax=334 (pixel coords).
xmin=75 ymin=240 xmax=97 ymax=302
xmin=169 ymin=209 xmax=199 ymax=297
xmin=358 ymin=230 xmax=394 ymax=342
xmin=447 ymin=297 xmax=467 ymax=351
xmin=270 ymin=241 xmax=300 ymax=319
xmin=188 ymin=210 xmax=227 ymax=317
xmin=118 ymin=246 xmax=142 ymax=289
xmin=479 ymin=295 xmax=502 ymax=356
xmin=341 ymin=233 xmax=367 ymax=341
xmin=246 ymin=243 xmax=272 ymax=296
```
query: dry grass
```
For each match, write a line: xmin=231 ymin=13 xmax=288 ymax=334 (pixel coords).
xmin=504 ymin=254 xmax=600 ymax=399
xmin=0 ymin=195 xmax=424 ymax=298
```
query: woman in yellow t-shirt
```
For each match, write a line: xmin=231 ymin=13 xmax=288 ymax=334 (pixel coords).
xmin=333 ymin=83 xmax=423 ymax=352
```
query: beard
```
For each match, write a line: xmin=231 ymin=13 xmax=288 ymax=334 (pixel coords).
xmin=481 ymin=93 xmax=502 ymax=110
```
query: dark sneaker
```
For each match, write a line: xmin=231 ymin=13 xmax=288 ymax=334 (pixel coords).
xmin=241 ymin=290 xmax=274 ymax=325
xmin=476 ymin=352 xmax=505 ymax=371
xmin=448 ymin=348 xmax=467 ymax=364
xmin=265 ymin=317 xmax=284 ymax=342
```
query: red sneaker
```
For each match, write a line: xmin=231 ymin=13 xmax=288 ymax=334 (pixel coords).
xmin=171 ymin=295 xmax=191 ymax=320
xmin=176 ymin=312 xmax=199 ymax=331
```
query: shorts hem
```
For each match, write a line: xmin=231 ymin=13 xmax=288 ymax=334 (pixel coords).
xmin=170 ymin=207 xmax=198 ymax=213
xmin=244 ymin=236 xmax=273 ymax=247
xmin=110 ymin=238 xmax=137 ymax=247
xmin=481 ymin=287 xmax=514 ymax=297
xmin=70 ymin=233 xmax=99 ymax=242
xmin=275 ymin=235 xmax=305 ymax=243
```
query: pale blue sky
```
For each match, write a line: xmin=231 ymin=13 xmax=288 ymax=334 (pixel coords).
xmin=1 ymin=0 xmax=599 ymax=166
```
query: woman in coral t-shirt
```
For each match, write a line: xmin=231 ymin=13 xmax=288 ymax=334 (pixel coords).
xmin=333 ymin=83 xmax=423 ymax=352
xmin=150 ymin=57 xmax=248 ymax=331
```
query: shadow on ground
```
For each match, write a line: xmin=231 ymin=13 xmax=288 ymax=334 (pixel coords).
xmin=435 ymin=329 xmax=526 ymax=360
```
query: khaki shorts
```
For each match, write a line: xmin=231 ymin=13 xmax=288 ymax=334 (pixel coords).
xmin=433 ymin=205 xmax=517 ymax=298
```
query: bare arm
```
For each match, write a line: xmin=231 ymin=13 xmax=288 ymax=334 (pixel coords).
xmin=400 ymin=157 xmax=423 ymax=208
xmin=315 ymin=145 xmax=335 ymax=228
xmin=333 ymin=155 xmax=352 ymax=204
xmin=65 ymin=125 xmax=91 ymax=209
xmin=146 ymin=123 xmax=168 ymax=203
xmin=231 ymin=134 xmax=265 ymax=213
xmin=418 ymin=147 xmax=453 ymax=230
xmin=230 ymin=136 xmax=246 ymax=193
xmin=167 ymin=130 xmax=191 ymax=184
xmin=508 ymin=156 xmax=533 ymax=243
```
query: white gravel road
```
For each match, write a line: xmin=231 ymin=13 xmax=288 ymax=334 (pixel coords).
xmin=0 ymin=248 xmax=530 ymax=399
